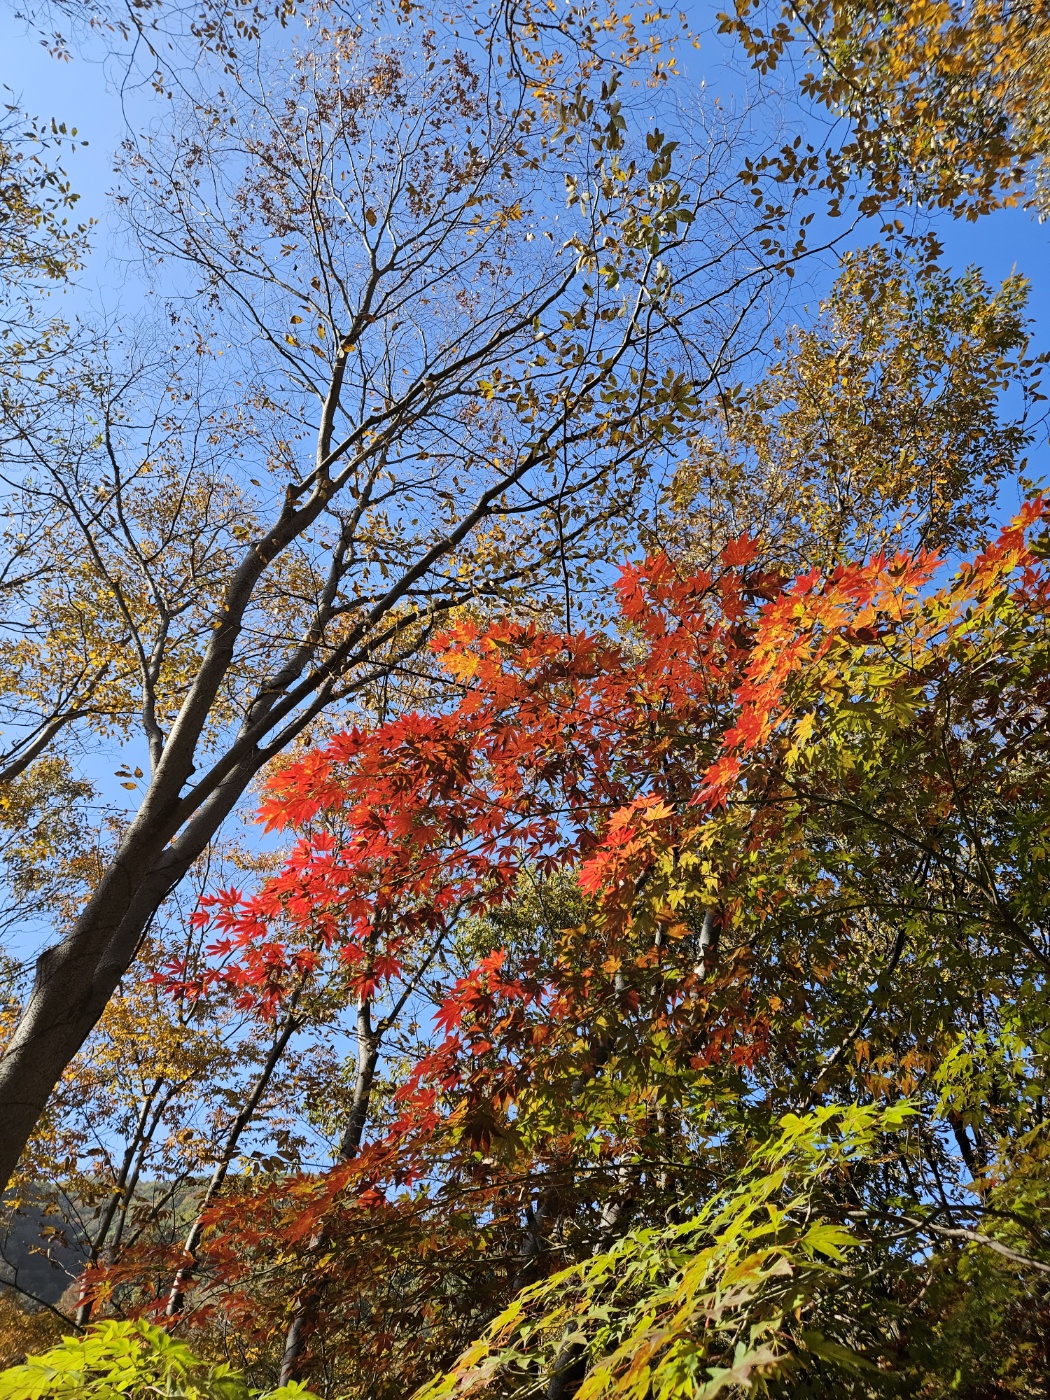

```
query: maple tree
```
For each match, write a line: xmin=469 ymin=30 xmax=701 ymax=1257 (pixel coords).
xmin=39 ymin=494 xmax=1038 ymax=1395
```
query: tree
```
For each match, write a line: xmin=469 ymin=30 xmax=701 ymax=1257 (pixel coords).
xmin=0 ymin=0 xmax=798 ymax=1190
xmin=720 ymin=0 xmax=1050 ymax=218
xmin=154 ymin=499 xmax=1050 ymax=1393
xmin=662 ymin=241 xmax=1044 ymax=574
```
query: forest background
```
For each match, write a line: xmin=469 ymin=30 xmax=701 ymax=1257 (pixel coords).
xmin=1 ymin=0 xmax=1050 ymax=1396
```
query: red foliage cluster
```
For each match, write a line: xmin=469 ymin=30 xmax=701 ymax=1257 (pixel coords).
xmin=165 ymin=502 xmax=1049 ymax=1155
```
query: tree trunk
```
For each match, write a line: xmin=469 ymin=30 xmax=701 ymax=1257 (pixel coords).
xmin=277 ymin=1000 xmax=379 ymax=1384
xmin=0 ymin=751 xmax=251 ymax=1191
xmin=166 ymin=1003 xmax=303 ymax=1317
xmin=0 ymin=850 xmax=184 ymax=1190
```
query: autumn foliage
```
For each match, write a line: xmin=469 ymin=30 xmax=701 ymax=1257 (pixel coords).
xmin=2 ymin=1 xmax=1050 ymax=1395
xmin=92 ymin=498 xmax=1044 ymax=1395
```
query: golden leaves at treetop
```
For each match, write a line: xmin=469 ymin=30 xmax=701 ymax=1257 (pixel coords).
xmin=665 ymin=243 xmax=1042 ymax=573
xmin=722 ymin=0 xmax=1050 ymax=219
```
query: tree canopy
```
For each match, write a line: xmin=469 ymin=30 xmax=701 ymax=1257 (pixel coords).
xmin=0 ymin=0 xmax=1048 ymax=1396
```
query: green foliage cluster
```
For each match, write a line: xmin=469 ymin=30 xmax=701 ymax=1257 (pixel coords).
xmin=0 ymin=1321 xmax=317 ymax=1400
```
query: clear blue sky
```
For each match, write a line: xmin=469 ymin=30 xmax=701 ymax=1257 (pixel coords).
xmin=3 ymin=2 xmax=1047 ymax=411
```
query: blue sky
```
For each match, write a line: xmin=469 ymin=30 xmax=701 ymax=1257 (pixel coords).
xmin=3 ymin=2 xmax=1047 ymax=401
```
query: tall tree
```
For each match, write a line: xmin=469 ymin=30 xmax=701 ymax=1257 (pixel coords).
xmin=0 ymin=1 xmax=801 ymax=1190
